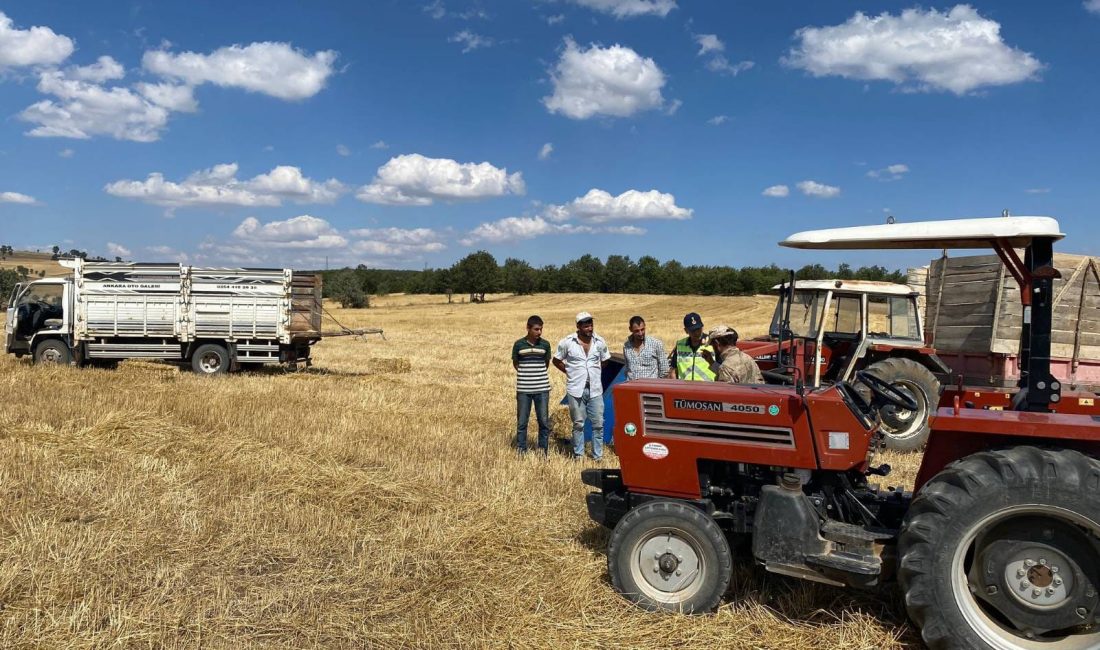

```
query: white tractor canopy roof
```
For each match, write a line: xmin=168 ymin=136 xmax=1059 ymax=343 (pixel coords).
xmin=780 ymin=216 xmax=1063 ymax=250
xmin=770 ymin=279 xmax=915 ymax=295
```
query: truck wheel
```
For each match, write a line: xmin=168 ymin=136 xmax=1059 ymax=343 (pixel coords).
xmin=899 ymin=447 xmax=1100 ymax=649
xmin=191 ymin=343 xmax=229 ymax=375
xmin=863 ymin=357 xmax=940 ymax=450
xmin=607 ymin=500 xmax=732 ymax=614
xmin=34 ymin=339 xmax=71 ymax=366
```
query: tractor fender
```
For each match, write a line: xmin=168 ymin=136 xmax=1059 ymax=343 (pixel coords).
xmin=865 ymin=347 xmax=951 ymax=376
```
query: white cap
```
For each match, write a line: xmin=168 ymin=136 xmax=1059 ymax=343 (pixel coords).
xmin=575 ymin=311 xmax=593 ymax=323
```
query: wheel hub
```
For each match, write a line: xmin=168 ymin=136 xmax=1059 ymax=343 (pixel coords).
xmin=41 ymin=348 xmax=62 ymax=363
xmin=1002 ymin=552 xmax=1074 ymax=609
xmin=636 ymin=532 xmax=702 ymax=595
xmin=879 ymin=382 xmax=921 ymax=433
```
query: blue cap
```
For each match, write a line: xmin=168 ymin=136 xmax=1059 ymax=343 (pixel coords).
xmin=683 ymin=312 xmax=703 ymax=331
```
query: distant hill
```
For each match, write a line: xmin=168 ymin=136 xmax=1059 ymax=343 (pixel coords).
xmin=0 ymin=251 xmax=67 ymax=277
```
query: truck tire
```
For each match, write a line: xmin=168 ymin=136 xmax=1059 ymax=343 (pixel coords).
xmin=191 ymin=343 xmax=229 ymax=375
xmin=607 ymin=500 xmax=732 ymax=614
xmin=34 ymin=339 xmax=71 ymax=366
xmin=899 ymin=447 xmax=1100 ymax=649
xmin=863 ymin=357 xmax=940 ymax=450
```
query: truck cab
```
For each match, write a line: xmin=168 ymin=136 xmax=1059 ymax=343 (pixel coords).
xmin=5 ymin=278 xmax=72 ymax=359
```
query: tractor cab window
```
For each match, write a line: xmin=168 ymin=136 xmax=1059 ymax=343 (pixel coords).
xmin=770 ymin=290 xmax=825 ymax=338
xmin=826 ymin=294 xmax=862 ymax=336
xmin=867 ymin=295 xmax=921 ymax=340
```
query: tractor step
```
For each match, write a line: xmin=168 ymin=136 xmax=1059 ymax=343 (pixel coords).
xmin=806 ymin=551 xmax=881 ymax=576
xmin=820 ymin=520 xmax=895 ymax=545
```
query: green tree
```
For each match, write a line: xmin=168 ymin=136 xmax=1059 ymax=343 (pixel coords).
xmin=602 ymin=255 xmax=635 ymax=293
xmin=451 ymin=251 xmax=500 ymax=302
xmin=501 ymin=258 xmax=537 ymax=295
xmin=327 ymin=269 xmax=370 ymax=308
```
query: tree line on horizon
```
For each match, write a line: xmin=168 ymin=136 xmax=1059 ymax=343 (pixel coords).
xmin=320 ymin=251 xmax=909 ymax=308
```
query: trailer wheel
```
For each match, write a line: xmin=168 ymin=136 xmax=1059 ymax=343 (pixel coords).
xmin=607 ymin=500 xmax=732 ymax=614
xmin=863 ymin=357 xmax=940 ymax=450
xmin=899 ymin=447 xmax=1100 ymax=649
xmin=191 ymin=343 xmax=229 ymax=375
xmin=34 ymin=339 xmax=71 ymax=366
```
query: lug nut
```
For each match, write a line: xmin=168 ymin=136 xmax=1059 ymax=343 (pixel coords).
xmin=1025 ymin=559 xmax=1036 ymax=567
xmin=986 ymin=585 xmax=998 ymax=595
xmin=1020 ymin=581 xmax=1030 ymax=590
xmin=1033 ymin=589 xmax=1042 ymax=598
xmin=1052 ymin=566 xmax=1060 ymax=573
xmin=1040 ymin=558 xmax=1048 ymax=566
xmin=1017 ymin=568 xmax=1027 ymax=578
xmin=675 ymin=570 xmax=682 ymax=576
xmin=1078 ymin=607 xmax=1089 ymax=618
xmin=1047 ymin=588 xmax=1056 ymax=596
xmin=1054 ymin=577 xmax=1063 ymax=587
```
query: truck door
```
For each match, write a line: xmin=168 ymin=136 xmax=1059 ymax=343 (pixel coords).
xmin=4 ymin=283 xmax=24 ymax=353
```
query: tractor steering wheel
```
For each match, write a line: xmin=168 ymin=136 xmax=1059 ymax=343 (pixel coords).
xmin=855 ymin=370 xmax=919 ymax=412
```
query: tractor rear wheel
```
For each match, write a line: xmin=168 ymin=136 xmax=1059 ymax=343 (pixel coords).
xmin=863 ymin=357 xmax=940 ymax=450
xmin=899 ymin=447 xmax=1100 ymax=649
xmin=607 ymin=499 xmax=731 ymax=614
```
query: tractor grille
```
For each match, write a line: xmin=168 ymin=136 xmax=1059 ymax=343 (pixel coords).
xmin=640 ymin=394 xmax=795 ymax=448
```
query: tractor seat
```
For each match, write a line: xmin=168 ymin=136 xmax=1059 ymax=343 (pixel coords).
xmin=43 ymin=318 xmax=63 ymax=329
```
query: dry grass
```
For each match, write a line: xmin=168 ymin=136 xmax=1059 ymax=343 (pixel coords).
xmin=0 ymin=293 xmax=923 ymax=648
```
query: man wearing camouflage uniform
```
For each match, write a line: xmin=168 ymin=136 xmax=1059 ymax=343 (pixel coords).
xmin=707 ymin=325 xmax=764 ymax=384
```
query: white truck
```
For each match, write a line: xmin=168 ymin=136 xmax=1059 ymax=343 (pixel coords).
xmin=4 ymin=259 xmax=322 ymax=374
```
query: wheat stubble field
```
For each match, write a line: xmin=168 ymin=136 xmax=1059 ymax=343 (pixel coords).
xmin=0 ymin=292 xmax=925 ymax=648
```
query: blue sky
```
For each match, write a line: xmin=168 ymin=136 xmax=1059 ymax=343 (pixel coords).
xmin=1 ymin=1 xmax=1098 ymax=272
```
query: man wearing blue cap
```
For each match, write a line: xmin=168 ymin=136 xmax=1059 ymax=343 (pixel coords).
xmin=671 ymin=312 xmax=716 ymax=381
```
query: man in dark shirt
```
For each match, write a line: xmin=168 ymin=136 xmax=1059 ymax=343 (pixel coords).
xmin=512 ymin=315 xmax=552 ymax=455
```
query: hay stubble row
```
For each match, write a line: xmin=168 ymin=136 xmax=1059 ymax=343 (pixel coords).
xmin=0 ymin=293 xmax=922 ymax=648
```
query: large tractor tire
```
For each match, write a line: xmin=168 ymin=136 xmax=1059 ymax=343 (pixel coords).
xmin=34 ymin=339 xmax=71 ymax=366
xmin=607 ymin=500 xmax=732 ymax=614
xmin=862 ymin=357 xmax=940 ymax=450
xmin=899 ymin=447 xmax=1100 ymax=649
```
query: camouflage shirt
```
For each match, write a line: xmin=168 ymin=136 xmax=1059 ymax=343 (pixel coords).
xmin=715 ymin=347 xmax=764 ymax=384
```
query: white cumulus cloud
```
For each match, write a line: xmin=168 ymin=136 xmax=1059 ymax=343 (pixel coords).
xmin=762 ymin=185 xmax=789 ymax=198
xmin=0 ymin=11 xmax=74 ymax=70
xmin=707 ymin=115 xmax=729 ymax=126
xmin=694 ymin=34 xmax=724 ymax=55
xmin=867 ymin=163 xmax=910 ymax=180
xmin=143 ymin=42 xmax=337 ymax=100
xmin=783 ymin=5 xmax=1043 ymax=95
xmin=460 ymin=215 xmax=646 ymax=245
xmin=356 ymin=153 xmax=524 ymax=206
xmin=67 ymin=55 xmax=125 ymax=82
xmin=370 ymin=140 xmax=389 ymax=150
xmin=544 ymin=188 xmax=691 ymax=223
xmin=797 ymin=180 xmax=841 ymax=198
xmin=563 ymin=0 xmax=676 ymax=19
xmin=336 ymin=144 xmax=351 ymax=157
xmin=543 ymin=38 xmax=667 ymax=120
xmin=449 ymin=30 xmax=493 ymax=53
xmin=348 ymin=227 xmax=447 ymax=256
xmin=707 ymin=55 xmax=754 ymax=77
xmin=1086 ymin=0 xmax=1100 ymax=15
xmin=21 ymin=70 xmax=172 ymax=142
xmin=0 ymin=191 xmax=39 ymax=204
xmin=105 ymin=163 xmax=346 ymax=209
xmin=233 ymin=215 xmax=348 ymax=249
xmin=538 ymin=142 xmax=554 ymax=160
xmin=106 ymin=242 xmax=131 ymax=257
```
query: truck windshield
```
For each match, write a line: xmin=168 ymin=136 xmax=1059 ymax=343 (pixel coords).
xmin=8 ymin=283 xmax=22 ymax=309
xmin=16 ymin=283 xmax=63 ymax=308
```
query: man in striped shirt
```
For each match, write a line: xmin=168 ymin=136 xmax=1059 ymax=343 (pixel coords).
xmin=512 ymin=315 xmax=552 ymax=455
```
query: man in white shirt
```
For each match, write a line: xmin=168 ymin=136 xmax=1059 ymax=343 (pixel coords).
xmin=553 ymin=311 xmax=611 ymax=460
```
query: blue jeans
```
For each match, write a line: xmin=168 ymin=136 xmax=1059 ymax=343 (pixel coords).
xmin=567 ymin=387 xmax=604 ymax=459
xmin=516 ymin=391 xmax=550 ymax=453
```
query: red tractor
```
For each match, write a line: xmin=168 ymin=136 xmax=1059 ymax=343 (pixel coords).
xmin=583 ymin=216 xmax=1100 ymax=649
xmin=740 ymin=279 xmax=947 ymax=450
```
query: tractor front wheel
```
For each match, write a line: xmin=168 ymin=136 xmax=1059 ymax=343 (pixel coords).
xmin=863 ymin=357 xmax=940 ymax=451
xmin=899 ymin=447 xmax=1100 ymax=649
xmin=607 ymin=499 xmax=732 ymax=614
